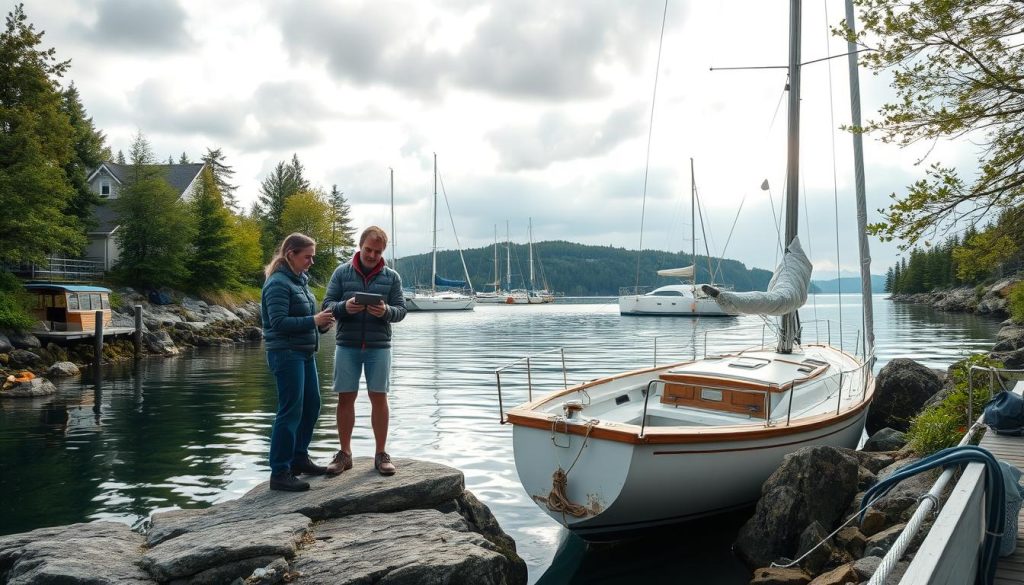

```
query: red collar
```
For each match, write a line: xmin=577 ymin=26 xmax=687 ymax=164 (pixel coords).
xmin=352 ymin=252 xmax=385 ymax=282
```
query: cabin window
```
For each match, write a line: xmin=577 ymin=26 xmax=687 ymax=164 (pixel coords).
xmin=652 ymin=290 xmax=684 ymax=297
xmin=68 ymin=294 xmax=79 ymax=310
xmin=80 ymin=294 xmax=92 ymax=311
xmin=101 ymin=296 xmax=110 ymax=310
xmin=54 ymin=295 xmax=66 ymax=308
xmin=700 ymin=388 xmax=723 ymax=401
xmin=90 ymin=294 xmax=102 ymax=310
xmin=100 ymin=181 xmax=111 ymax=197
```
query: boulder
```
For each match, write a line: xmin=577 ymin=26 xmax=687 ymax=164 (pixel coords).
xmin=795 ymin=521 xmax=834 ymax=575
xmin=735 ymin=446 xmax=860 ymax=568
xmin=834 ymin=527 xmax=866 ymax=557
xmin=0 ymin=521 xmax=153 ymax=583
xmin=7 ymin=330 xmax=41 ymax=349
xmin=845 ymin=449 xmax=896 ymax=473
xmin=8 ymin=348 xmax=42 ymax=367
xmin=864 ymin=523 xmax=906 ymax=557
xmin=0 ymin=376 xmax=57 ymax=398
xmin=991 ymin=347 xmax=1024 ymax=370
xmin=749 ymin=566 xmax=811 ymax=585
xmin=143 ymin=330 xmax=179 ymax=356
xmin=245 ymin=326 xmax=264 ymax=341
xmin=868 ymin=359 xmax=942 ymax=434
xmin=852 ymin=555 xmax=881 ymax=580
xmin=0 ymin=331 xmax=12 ymax=353
xmin=862 ymin=428 xmax=908 ymax=452
xmin=808 ymin=563 xmax=857 ymax=585
xmin=47 ymin=361 xmax=81 ymax=377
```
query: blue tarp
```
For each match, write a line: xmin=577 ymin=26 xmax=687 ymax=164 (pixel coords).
xmin=434 ymin=275 xmax=467 ymax=288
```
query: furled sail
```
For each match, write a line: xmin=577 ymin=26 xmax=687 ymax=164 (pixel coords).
xmin=657 ymin=265 xmax=694 ymax=278
xmin=711 ymin=237 xmax=812 ymax=316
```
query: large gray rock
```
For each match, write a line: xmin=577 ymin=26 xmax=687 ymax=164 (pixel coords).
xmin=1 ymin=377 xmax=57 ymax=398
xmin=735 ymin=446 xmax=860 ymax=568
xmin=993 ymin=324 xmax=1024 ymax=352
xmin=0 ymin=331 xmax=12 ymax=353
xmin=7 ymin=331 xmax=40 ymax=349
xmin=148 ymin=458 xmax=465 ymax=546
xmin=7 ymin=349 xmax=42 ymax=367
xmin=292 ymin=509 xmax=522 ymax=585
xmin=862 ymin=428 xmax=907 ymax=452
xmin=143 ymin=330 xmax=179 ymax=356
xmin=868 ymin=359 xmax=942 ymax=434
xmin=46 ymin=361 xmax=80 ymax=378
xmin=140 ymin=513 xmax=310 ymax=582
xmin=0 ymin=521 xmax=154 ymax=584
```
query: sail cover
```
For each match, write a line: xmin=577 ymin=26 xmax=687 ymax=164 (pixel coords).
xmin=434 ymin=274 xmax=468 ymax=288
xmin=657 ymin=265 xmax=694 ymax=278
xmin=713 ymin=237 xmax=812 ymax=316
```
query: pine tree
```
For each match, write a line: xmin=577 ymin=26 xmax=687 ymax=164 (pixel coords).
xmin=188 ymin=167 xmax=236 ymax=291
xmin=256 ymin=154 xmax=308 ymax=257
xmin=328 ymin=184 xmax=356 ymax=260
xmin=60 ymin=83 xmax=109 ymax=232
xmin=113 ymin=131 xmax=195 ymax=287
xmin=0 ymin=4 xmax=84 ymax=263
xmin=115 ymin=149 xmax=126 ymax=164
xmin=178 ymin=152 xmax=190 ymax=164
xmin=201 ymin=147 xmax=238 ymax=212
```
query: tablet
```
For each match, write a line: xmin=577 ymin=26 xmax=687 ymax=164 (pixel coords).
xmin=353 ymin=292 xmax=383 ymax=305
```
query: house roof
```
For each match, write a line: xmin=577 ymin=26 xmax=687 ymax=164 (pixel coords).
xmin=88 ymin=161 xmax=206 ymax=235
xmin=26 ymin=284 xmax=111 ymax=293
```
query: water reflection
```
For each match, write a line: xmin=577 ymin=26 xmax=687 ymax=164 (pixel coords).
xmin=0 ymin=295 xmax=1004 ymax=583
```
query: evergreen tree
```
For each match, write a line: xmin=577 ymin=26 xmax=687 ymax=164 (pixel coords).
xmin=256 ymin=154 xmax=308 ymax=257
xmin=201 ymin=147 xmax=238 ymax=212
xmin=0 ymin=4 xmax=84 ymax=264
xmin=113 ymin=131 xmax=194 ymax=288
xmin=188 ymin=167 xmax=236 ymax=291
xmin=115 ymin=149 xmax=125 ymax=164
xmin=60 ymin=83 xmax=109 ymax=232
xmin=885 ymin=267 xmax=893 ymax=293
xmin=281 ymin=189 xmax=336 ymax=283
xmin=167 ymin=154 xmax=173 ymax=164
xmin=328 ymin=184 xmax=356 ymax=260
xmin=228 ymin=214 xmax=263 ymax=286
xmin=178 ymin=151 xmax=190 ymax=164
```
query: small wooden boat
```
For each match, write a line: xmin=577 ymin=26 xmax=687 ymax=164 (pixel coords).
xmin=25 ymin=284 xmax=114 ymax=332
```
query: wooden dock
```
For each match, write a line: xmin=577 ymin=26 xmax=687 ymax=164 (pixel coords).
xmin=986 ymin=427 xmax=1024 ymax=584
xmin=33 ymin=326 xmax=137 ymax=342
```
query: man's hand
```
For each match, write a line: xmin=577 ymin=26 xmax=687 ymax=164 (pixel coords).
xmin=345 ymin=298 xmax=365 ymax=314
xmin=366 ymin=300 xmax=387 ymax=318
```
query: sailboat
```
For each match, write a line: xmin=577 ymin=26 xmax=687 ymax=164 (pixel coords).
xmin=476 ymin=223 xmax=530 ymax=304
xmin=619 ymin=159 xmax=738 ymax=317
xmin=500 ymin=0 xmax=875 ymax=537
xmin=526 ymin=218 xmax=555 ymax=303
xmin=405 ymin=153 xmax=476 ymax=312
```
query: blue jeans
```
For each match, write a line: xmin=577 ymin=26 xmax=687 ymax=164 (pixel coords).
xmin=267 ymin=350 xmax=321 ymax=474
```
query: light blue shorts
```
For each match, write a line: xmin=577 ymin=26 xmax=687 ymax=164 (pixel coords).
xmin=333 ymin=346 xmax=391 ymax=393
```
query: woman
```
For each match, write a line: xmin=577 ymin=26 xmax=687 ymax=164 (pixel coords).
xmin=261 ymin=233 xmax=335 ymax=491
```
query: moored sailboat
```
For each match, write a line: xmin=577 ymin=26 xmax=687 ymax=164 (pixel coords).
xmin=499 ymin=0 xmax=875 ymax=537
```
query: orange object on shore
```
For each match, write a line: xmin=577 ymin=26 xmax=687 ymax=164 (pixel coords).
xmin=7 ymin=371 xmax=35 ymax=383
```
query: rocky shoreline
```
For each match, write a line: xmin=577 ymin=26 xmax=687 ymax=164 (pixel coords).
xmin=0 ymin=458 xmax=527 ymax=584
xmin=1 ymin=288 xmax=264 ymax=397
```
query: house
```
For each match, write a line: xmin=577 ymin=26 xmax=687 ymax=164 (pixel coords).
xmin=84 ymin=161 xmax=205 ymax=271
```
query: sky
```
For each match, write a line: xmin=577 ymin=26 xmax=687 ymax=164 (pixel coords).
xmin=18 ymin=0 xmax=980 ymax=276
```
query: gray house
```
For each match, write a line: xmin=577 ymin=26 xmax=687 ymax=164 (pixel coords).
xmin=85 ymin=162 xmax=205 ymax=270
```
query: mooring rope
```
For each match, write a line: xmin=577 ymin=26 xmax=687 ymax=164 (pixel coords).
xmin=546 ymin=420 xmax=599 ymax=519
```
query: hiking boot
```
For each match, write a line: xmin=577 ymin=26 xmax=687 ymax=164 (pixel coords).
xmin=291 ymin=454 xmax=328 ymax=476
xmin=326 ymin=450 xmax=352 ymax=476
xmin=270 ymin=472 xmax=310 ymax=492
xmin=374 ymin=452 xmax=396 ymax=476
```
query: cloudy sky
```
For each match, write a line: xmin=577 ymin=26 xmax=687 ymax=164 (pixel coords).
xmin=20 ymin=0 xmax=978 ymax=276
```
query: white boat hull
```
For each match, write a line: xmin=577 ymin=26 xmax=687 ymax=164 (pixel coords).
xmin=506 ymin=344 xmax=873 ymax=537
xmin=619 ymin=285 xmax=736 ymax=316
xmin=476 ymin=292 xmax=530 ymax=304
xmin=405 ymin=294 xmax=475 ymax=311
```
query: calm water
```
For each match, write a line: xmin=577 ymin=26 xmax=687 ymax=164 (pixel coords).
xmin=0 ymin=295 xmax=1002 ymax=583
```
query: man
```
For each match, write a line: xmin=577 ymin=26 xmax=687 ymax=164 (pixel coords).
xmin=322 ymin=226 xmax=407 ymax=476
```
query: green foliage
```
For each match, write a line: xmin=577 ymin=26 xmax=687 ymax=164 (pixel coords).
xmin=61 ymin=83 xmax=109 ymax=231
xmin=201 ymin=147 xmax=238 ymax=213
xmin=228 ymin=214 xmax=264 ymax=287
xmin=853 ymin=0 xmax=1024 ymax=246
xmin=328 ymin=185 xmax=356 ymax=261
xmin=0 ymin=4 xmax=85 ymax=263
xmin=188 ymin=167 xmax=237 ymax=292
xmin=0 ymin=271 xmax=33 ymax=331
xmin=113 ymin=131 xmax=195 ymax=289
xmin=1009 ymin=284 xmax=1024 ymax=324
xmin=906 ymin=354 xmax=1005 ymax=454
xmin=257 ymin=154 xmax=309 ymax=258
xmin=280 ymin=189 xmax=337 ymax=284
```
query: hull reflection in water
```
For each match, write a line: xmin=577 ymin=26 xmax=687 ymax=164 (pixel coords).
xmin=535 ymin=511 xmax=753 ymax=584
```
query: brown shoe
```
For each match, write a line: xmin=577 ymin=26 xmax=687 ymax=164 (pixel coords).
xmin=374 ymin=452 xmax=396 ymax=476
xmin=326 ymin=450 xmax=352 ymax=476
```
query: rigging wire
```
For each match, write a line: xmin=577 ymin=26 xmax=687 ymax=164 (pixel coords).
xmin=436 ymin=169 xmax=475 ymax=293
xmin=632 ymin=0 xmax=670 ymax=291
xmin=824 ymin=0 xmax=844 ymax=353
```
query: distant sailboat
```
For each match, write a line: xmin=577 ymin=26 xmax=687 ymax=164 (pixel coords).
xmin=405 ymin=153 xmax=475 ymax=312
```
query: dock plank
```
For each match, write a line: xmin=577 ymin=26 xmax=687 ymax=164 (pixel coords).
xmin=989 ymin=380 xmax=1024 ymax=584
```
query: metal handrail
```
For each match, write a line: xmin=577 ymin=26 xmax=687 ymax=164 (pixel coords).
xmin=967 ymin=365 xmax=1024 ymax=424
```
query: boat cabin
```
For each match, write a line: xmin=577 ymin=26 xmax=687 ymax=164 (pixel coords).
xmin=25 ymin=284 xmax=114 ymax=332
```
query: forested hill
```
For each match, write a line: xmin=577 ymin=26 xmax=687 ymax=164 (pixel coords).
xmin=392 ymin=240 xmax=773 ymax=297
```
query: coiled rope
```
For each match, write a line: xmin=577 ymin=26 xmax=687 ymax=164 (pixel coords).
xmin=546 ymin=420 xmax=599 ymax=519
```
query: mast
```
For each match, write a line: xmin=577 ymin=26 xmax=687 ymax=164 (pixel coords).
xmin=529 ymin=217 xmax=535 ymax=291
xmin=846 ymin=0 xmax=874 ymax=360
xmin=778 ymin=0 xmax=802 ymax=354
xmin=506 ymin=220 xmax=512 ymax=291
xmin=431 ymin=153 xmax=438 ymax=295
xmin=690 ymin=157 xmax=696 ymax=291
xmin=493 ymin=224 xmax=499 ymax=291
xmin=389 ymin=167 xmax=396 ymax=270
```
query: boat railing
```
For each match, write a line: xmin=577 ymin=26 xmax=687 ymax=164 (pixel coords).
xmin=966 ymin=365 xmax=1024 ymax=424
xmin=495 ymin=347 xmax=568 ymax=424
xmin=699 ymin=319 xmax=865 ymax=361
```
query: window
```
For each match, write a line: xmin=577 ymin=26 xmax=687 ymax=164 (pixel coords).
xmin=80 ymin=294 xmax=92 ymax=311
xmin=68 ymin=294 xmax=79 ymax=310
xmin=100 ymin=180 xmax=111 ymax=197
xmin=90 ymin=294 xmax=102 ymax=310
xmin=101 ymin=295 xmax=110 ymax=310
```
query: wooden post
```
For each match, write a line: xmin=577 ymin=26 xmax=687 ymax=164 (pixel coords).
xmin=134 ymin=305 xmax=143 ymax=358
xmin=94 ymin=310 xmax=104 ymax=368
